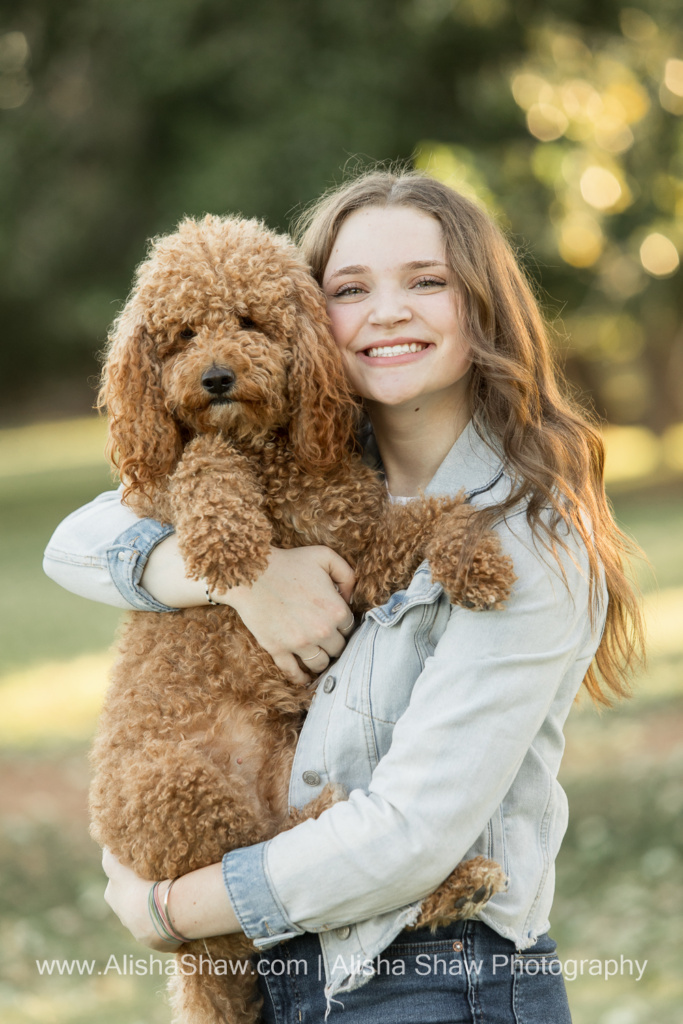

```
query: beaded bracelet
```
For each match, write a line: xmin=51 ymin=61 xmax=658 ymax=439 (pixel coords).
xmin=205 ymin=584 xmax=220 ymax=606
xmin=148 ymin=880 xmax=191 ymax=944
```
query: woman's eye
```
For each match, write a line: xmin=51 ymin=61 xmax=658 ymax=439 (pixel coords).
xmin=178 ymin=327 xmax=196 ymax=340
xmin=414 ymin=277 xmax=446 ymax=289
xmin=333 ymin=284 xmax=365 ymax=297
xmin=238 ymin=314 xmax=256 ymax=329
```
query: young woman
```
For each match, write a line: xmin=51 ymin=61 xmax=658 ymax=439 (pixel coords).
xmin=44 ymin=170 xmax=643 ymax=1022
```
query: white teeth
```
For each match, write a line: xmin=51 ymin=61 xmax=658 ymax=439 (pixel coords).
xmin=365 ymin=343 xmax=427 ymax=358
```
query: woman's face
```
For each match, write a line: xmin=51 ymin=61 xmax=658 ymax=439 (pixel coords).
xmin=322 ymin=205 xmax=472 ymax=411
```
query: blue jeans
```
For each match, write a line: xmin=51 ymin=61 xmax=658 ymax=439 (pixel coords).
xmin=256 ymin=920 xmax=572 ymax=1023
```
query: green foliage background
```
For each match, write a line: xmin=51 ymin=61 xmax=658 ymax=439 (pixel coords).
xmin=1 ymin=0 xmax=682 ymax=427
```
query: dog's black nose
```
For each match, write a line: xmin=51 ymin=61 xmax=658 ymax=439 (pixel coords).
xmin=201 ymin=365 xmax=236 ymax=397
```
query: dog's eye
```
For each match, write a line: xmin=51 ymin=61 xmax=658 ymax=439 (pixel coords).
xmin=237 ymin=315 xmax=256 ymax=330
xmin=178 ymin=327 xmax=196 ymax=340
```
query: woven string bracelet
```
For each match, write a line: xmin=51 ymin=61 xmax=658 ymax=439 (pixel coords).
xmin=163 ymin=878 xmax=191 ymax=942
xmin=205 ymin=584 xmax=220 ymax=606
xmin=148 ymin=882 xmax=173 ymax=942
xmin=148 ymin=880 xmax=191 ymax=944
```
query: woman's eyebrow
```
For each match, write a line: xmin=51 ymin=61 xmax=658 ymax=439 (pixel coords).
xmin=326 ymin=264 xmax=370 ymax=282
xmin=403 ymin=260 xmax=448 ymax=271
xmin=326 ymin=259 xmax=447 ymax=283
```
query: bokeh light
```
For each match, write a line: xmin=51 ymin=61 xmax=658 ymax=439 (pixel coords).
xmin=580 ymin=166 xmax=623 ymax=210
xmin=0 ymin=31 xmax=32 ymax=110
xmin=618 ymin=8 xmax=659 ymax=43
xmin=527 ymin=102 xmax=568 ymax=141
xmin=639 ymin=233 xmax=680 ymax=277
xmin=660 ymin=59 xmax=683 ymax=115
xmin=664 ymin=59 xmax=683 ymax=98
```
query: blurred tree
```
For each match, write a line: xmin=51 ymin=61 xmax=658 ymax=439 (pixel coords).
xmin=416 ymin=0 xmax=683 ymax=430
xmin=0 ymin=0 xmax=681 ymax=429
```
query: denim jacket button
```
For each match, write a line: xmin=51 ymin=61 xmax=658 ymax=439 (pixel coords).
xmin=336 ymin=926 xmax=351 ymax=940
xmin=118 ymin=551 xmax=126 ymax=561
xmin=302 ymin=771 xmax=321 ymax=786
xmin=452 ymin=940 xmax=463 ymax=952
xmin=323 ymin=676 xmax=336 ymax=694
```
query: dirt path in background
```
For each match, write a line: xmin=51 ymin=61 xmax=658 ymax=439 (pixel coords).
xmin=0 ymin=750 xmax=90 ymax=825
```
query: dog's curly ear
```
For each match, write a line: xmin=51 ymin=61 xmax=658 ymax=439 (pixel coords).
xmin=286 ymin=268 xmax=359 ymax=471
xmin=98 ymin=312 xmax=183 ymax=505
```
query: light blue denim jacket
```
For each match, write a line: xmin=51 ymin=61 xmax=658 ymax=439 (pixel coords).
xmin=44 ymin=422 xmax=606 ymax=1006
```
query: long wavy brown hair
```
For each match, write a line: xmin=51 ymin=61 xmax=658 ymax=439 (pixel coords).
xmin=294 ymin=168 xmax=644 ymax=705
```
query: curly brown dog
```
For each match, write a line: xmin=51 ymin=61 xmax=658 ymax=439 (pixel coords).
xmin=90 ymin=214 xmax=515 ymax=1024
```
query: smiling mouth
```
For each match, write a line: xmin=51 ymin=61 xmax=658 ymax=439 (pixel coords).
xmin=362 ymin=342 xmax=430 ymax=358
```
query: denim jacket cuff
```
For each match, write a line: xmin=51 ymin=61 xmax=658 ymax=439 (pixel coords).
xmin=222 ymin=842 xmax=305 ymax=949
xmin=107 ymin=520 xmax=178 ymax=612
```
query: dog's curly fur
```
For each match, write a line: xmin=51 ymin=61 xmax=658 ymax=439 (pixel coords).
xmin=89 ymin=215 xmax=515 ymax=1024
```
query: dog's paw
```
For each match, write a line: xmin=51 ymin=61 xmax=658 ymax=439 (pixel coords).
xmin=429 ymin=531 xmax=516 ymax=611
xmin=182 ymin=536 xmax=270 ymax=593
xmin=411 ymin=856 xmax=508 ymax=930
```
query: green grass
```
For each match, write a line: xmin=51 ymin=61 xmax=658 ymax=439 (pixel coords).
xmin=1 ymin=442 xmax=682 ymax=1023
xmin=0 ymin=467 xmax=122 ymax=674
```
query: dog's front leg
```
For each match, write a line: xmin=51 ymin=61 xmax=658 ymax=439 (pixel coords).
xmin=169 ymin=435 xmax=273 ymax=593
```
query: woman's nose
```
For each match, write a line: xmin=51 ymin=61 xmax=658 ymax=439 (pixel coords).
xmin=367 ymin=288 xmax=412 ymax=327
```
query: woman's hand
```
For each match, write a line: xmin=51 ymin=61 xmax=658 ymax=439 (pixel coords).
xmin=218 ymin=546 xmax=356 ymax=685
xmin=102 ymin=849 xmax=241 ymax=945
xmin=102 ymin=849 xmax=181 ymax=952
xmin=142 ymin=537 xmax=356 ymax=685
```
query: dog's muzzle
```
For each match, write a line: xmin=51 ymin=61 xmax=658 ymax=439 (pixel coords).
xmin=201 ymin=364 xmax=236 ymax=402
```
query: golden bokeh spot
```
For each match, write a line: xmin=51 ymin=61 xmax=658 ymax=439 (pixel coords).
xmin=594 ymin=115 xmax=634 ymax=153
xmin=659 ymin=81 xmax=683 ymax=116
xmin=664 ymin=59 xmax=683 ymax=98
xmin=618 ymin=8 xmax=658 ymax=43
xmin=580 ymin=166 xmax=624 ymax=210
xmin=552 ymin=33 xmax=592 ymax=64
xmin=527 ymin=103 xmax=568 ymax=141
xmin=511 ymin=72 xmax=548 ymax=110
xmin=603 ymin=77 xmax=650 ymax=124
xmin=557 ymin=213 xmax=604 ymax=266
xmin=639 ymin=233 xmax=680 ymax=277
xmin=560 ymin=79 xmax=603 ymax=121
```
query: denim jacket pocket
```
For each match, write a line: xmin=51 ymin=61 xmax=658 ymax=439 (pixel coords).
xmin=344 ymin=567 xmax=448 ymax=728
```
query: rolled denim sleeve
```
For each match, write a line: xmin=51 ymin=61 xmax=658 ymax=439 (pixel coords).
xmin=43 ymin=488 xmax=177 ymax=612
xmin=222 ymin=843 xmax=304 ymax=949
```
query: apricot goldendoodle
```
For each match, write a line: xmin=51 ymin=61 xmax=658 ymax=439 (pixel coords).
xmin=90 ymin=215 xmax=513 ymax=1024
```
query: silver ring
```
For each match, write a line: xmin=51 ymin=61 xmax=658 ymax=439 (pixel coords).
xmin=339 ymin=618 xmax=355 ymax=635
xmin=301 ymin=647 xmax=323 ymax=663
